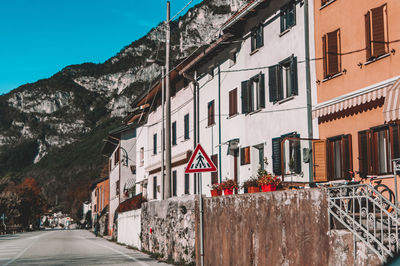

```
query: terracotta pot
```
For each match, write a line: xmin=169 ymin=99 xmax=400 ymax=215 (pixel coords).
xmin=261 ymin=184 xmax=276 ymax=192
xmin=248 ymin=186 xmax=260 ymax=193
xmin=224 ymin=189 xmax=234 ymax=195
xmin=211 ymin=189 xmax=222 ymax=197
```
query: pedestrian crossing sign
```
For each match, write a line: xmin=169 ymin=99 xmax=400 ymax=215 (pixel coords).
xmin=185 ymin=144 xmax=217 ymax=173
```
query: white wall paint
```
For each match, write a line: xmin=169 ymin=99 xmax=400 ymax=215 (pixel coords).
xmin=117 ymin=209 xmax=142 ymax=249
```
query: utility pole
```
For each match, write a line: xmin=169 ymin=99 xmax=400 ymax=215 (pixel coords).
xmin=161 ymin=66 xmax=165 ymax=200
xmin=164 ymin=1 xmax=171 ymax=200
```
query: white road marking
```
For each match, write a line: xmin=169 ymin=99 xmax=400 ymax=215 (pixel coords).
xmin=3 ymin=231 xmax=54 ymax=266
xmin=89 ymin=240 xmax=150 ymax=266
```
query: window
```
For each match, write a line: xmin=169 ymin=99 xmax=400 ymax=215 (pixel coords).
xmin=116 ymin=180 xmax=120 ymax=195
xmin=114 ymin=147 xmax=120 ymax=165
xmin=140 ymin=147 xmax=144 ymax=166
xmin=184 ymin=114 xmax=189 ymax=140
xmin=229 ymin=88 xmax=238 ymax=117
xmin=251 ymin=24 xmax=263 ymax=52
xmin=365 ymin=4 xmax=388 ymax=61
xmin=153 ymin=176 xmax=157 ymax=199
xmin=327 ymin=135 xmax=352 ymax=180
xmin=153 ymin=133 xmax=157 ymax=155
xmin=240 ymin=147 xmax=250 ymax=165
xmin=281 ymin=2 xmax=296 ymax=32
xmin=229 ymin=51 xmax=237 ymax=67
xmin=109 ymin=159 xmax=112 ymax=172
xmin=322 ymin=29 xmax=341 ymax=78
xmin=358 ymin=124 xmax=398 ymax=176
xmin=184 ymin=173 xmax=190 ymax=194
xmin=321 ymin=0 xmax=333 ymax=7
xmin=269 ymin=56 xmax=298 ymax=102
xmin=172 ymin=121 xmax=177 ymax=145
xmin=242 ymin=73 xmax=265 ymax=113
xmin=208 ymin=100 xmax=215 ymax=126
xmin=272 ymin=133 xmax=301 ymax=175
xmin=172 ymin=170 xmax=177 ymax=197
xmin=211 ymin=154 xmax=218 ymax=184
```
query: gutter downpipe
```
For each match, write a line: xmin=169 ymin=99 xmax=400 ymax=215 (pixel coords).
xmin=218 ymin=65 xmax=222 ymax=183
xmin=304 ymin=0 xmax=314 ymax=182
xmin=161 ymin=66 xmax=165 ymax=200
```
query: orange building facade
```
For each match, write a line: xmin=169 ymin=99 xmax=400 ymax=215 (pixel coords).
xmin=312 ymin=0 xmax=400 ymax=189
xmin=90 ymin=177 xmax=110 ymax=225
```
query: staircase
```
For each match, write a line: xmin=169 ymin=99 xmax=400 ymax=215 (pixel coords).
xmin=327 ymin=184 xmax=400 ymax=263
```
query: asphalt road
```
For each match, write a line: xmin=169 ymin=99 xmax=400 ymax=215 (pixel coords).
xmin=0 ymin=229 xmax=170 ymax=265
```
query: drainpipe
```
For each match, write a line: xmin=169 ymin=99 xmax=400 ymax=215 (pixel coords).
xmin=304 ymin=0 xmax=314 ymax=182
xmin=218 ymin=65 xmax=222 ymax=183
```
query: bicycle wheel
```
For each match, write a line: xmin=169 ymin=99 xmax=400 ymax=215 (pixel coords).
xmin=374 ymin=183 xmax=395 ymax=208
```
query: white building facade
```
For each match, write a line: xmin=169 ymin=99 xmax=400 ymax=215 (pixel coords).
xmin=181 ymin=0 xmax=318 ymax=196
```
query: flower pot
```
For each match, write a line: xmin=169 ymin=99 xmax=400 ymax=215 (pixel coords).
xmin=248 ymin=186 xmax=260 ymax=193
xmin=211 ymin=189 xmax=222 ymax=197
xmin=224 ymin=189 xmax=234 ymax=195
xmin=261 ymin=184 xmax=276 ymax=192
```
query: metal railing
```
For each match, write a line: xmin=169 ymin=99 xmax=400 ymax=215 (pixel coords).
xmin=327 ymin=184 xmax=400 ymax=263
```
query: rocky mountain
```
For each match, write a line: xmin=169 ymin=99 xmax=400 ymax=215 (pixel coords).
xmin=0 ymin=0 xmax=247 ymax=213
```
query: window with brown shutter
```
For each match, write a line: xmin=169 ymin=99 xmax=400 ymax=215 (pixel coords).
xmin=365 ymin=4 xmax=388 ymax=61
xmin=240 ymin=146 xmax=250 ymax=165
xmin=229 ymin=88 xmax=238 ymax=117
xmin=327 ymin=134 xmax=352 ymax=180
xmin=114 ymin=147 xmax=120 ymax=165
xmin=211 ymin=154 xmax=218 ymax=184
xmin=208 ymin=100 xmax=215 ymax=126
xmin=313 ymin=140 xmax=328 ymax=182
xmin=322 ymin=29 xmax=341 ymax=78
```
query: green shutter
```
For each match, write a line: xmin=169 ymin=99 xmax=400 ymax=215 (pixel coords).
xmin=259 ymin=73 xmax=265 ymax=108
xmin=241 ymin=80 xmax=249 ymax=114
xmin=291 ymin=56 xmax=298 ymax=96
xmin=272 ymin=137 xmax=282 ymax=175
xmin=269 ymin=66 xmax=278 ymax=102
xmin=294 ymin=134 xmax=301 ymax=174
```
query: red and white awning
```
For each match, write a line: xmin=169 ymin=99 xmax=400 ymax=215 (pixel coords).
xmin=383 ymin=78 xmax=400 ymax=122
xmin=313 ymin=77 xmax=399 ymax=119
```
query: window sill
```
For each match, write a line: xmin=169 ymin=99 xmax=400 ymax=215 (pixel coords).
xmin=320 ymin=0 xmax=336 ymax=10
xmin=247 ymin=109 xmax=262 ymax=115
xmin=227 ymin=113 xmax=239 ymax=119
xmin=181 ymin=138 xmax=190 ymax=143
xmin=322 ymin=72 xmax=343 ymax=83
xmin=276 ymin=95 xmax=295 ymax=105
xmin=364 ymin=53 xmax=391 ymax=66
xmin=250 ymin=48 xmax=260 ymax=56
xmin=279 ymin=27 xmax=292 ymax=37
xmin=205 ymin=123 xmax=216 ymax=128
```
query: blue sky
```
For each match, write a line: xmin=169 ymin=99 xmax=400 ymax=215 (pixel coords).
xmin=0 ymin=0 xmax=202 ymax=95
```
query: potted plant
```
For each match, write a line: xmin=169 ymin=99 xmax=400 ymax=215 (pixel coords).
xmin=242 ymin=178 xmax=259 ymax=193
xmin=220 ymin=179 xmax=238 ymax=195
xmin=208 ymin=183 xmax=222 ymax=197
xmin=258 ymin=174 xmax=281 ymax=192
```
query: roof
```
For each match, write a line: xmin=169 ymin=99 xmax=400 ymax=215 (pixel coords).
xmin=90 ymin=176 xmax=109 ymax=190
xmin=221 ymin=0 xmax=261 ymax=31
xmin=117 ymin=193 xmax=145 ymax=213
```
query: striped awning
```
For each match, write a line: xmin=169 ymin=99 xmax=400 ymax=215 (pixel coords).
xmin=383 ymin=78 xmax=400 ymax=122
xmin=312 ymin=77 xmax=399 ymax=119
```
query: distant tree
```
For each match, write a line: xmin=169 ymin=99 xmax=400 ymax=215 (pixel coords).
xmin=17 ymin=178 xmax=45 ymax=228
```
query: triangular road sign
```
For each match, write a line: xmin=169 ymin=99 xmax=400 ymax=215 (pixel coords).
xmin=185 ymin=144 xmax=217 ymax=173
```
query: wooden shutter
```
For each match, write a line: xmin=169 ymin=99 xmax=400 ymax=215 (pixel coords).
xmin=313 ymin=140 xmax=328 ymax=182
xmin=342 ymin=134 xmax=353 ymax=180
xmin=208 ymin=101 xmax=214 ymax=126
xmin=358 ymin=131 xmax=369 ymax=178
xmin=272 ymin=137 xmax=282 ymax=175
xmin=245 ymin=147 xmax=250 ymax=164
xmin=365 ymin=11 xmax=372 ymax=61
xmin=229 ymin=89 xmax=237 ymax=116
xmin=269 ymin=65 xmax=278 ymax=102
xmin=153 ymin=134 xmax=157 ymax=154
xmin=259 ymin=73 xmax=265 ymax=108
xmin=172 ymin=122 xmax=176 ymax=145
xmin=290 ymin=56 xmax=298 ymax=96
xmin=371 ymin=5 xmax=386 ymax=57
xmin=327 ymin=30 xmax=339 ymax=75
xmin=184 ymin=114 xmax=189 ymax=139
xmin=241 ymin=81 xmax=249 ymax=114
xmin=211 ymin=154 xmax=218 ymax=184
xmin=172 ymin=171 xmax=177 ymax=196
xmin=322 ymin=35 xmax=327 ymax=78
xmin=391 ymin=124 xmax=400 ymax=160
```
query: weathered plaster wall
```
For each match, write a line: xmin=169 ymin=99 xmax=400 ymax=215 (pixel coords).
xmin=117 ymin=209 xmax=141 ymax=250
xmin=198 ymin=189 xmax=379 ymax=266
xmin=141 ymin=195 xmax=196 ymax=264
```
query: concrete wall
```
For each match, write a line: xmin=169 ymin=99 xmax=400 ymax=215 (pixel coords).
xmin=117 ymin=209 xmax=142 ymax=250
xmin=141 ymin=195 xmax=196 ymax=264
xmin=198 ymin=189 xmax=378 ymax=266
